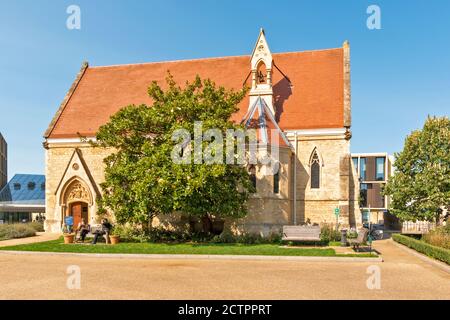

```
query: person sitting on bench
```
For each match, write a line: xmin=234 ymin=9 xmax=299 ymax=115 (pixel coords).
xmin=91 ymin=218 xmax=112 ymax=245
xmin=76 ymin=218 xmax=90 ymax=243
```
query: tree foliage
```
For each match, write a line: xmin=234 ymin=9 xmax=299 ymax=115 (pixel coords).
xmin=384 ymin=116 xmax=450 ymax=222
xmin=95 ymin=74 xmax=253 ymax=228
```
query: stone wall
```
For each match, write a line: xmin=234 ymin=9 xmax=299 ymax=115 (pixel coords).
xmin=45 ymin=143 xmax=111 ymax=232
xmin=44 ymin=134 xmax=360 ymax=234
xmin=290 ymin=134 xmax=360 ymax=228
xmin=232 ymin=146 xmax=292 ymax=235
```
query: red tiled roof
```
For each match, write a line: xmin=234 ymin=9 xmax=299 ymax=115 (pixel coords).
xmin=46 ymin=48 xmax=346 ymax=138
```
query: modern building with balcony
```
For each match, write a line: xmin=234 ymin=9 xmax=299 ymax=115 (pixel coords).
xmin=351 ymin=153 xmax=400 ymax=229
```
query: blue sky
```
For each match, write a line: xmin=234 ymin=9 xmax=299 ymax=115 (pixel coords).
xmin=0 ymin=0 xmax=449 ymax=177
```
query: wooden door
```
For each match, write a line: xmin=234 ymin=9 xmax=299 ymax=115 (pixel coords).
xmin=81 ymin=203 xmax=88 ymax=224
xmin=71 ymin=203 xmax=82 ymax=229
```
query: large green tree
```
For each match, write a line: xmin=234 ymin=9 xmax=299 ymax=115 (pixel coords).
xmin=95 ymin=74 xmax=253 ymax=230
xmin=384 ymin=116 xmax=450 ymax=223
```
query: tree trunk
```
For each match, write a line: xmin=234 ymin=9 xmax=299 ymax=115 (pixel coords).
xmin=201 ymin=214 xmax=213 ymax=234
xmin=142 ymin=214 xmax=154 ymax=232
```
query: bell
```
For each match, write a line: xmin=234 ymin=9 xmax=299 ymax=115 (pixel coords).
xmin=257 ymin=70 xmax=265 ymax=83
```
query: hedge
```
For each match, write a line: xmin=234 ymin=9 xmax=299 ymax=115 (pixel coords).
xmin=392 ymin=234 xmax=450 ymax=265
xmin=0 ymin=224 xmax=36 ymax=241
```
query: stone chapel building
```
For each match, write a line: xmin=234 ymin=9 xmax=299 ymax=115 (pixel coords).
xmin=43 ymin=30 xmax=360 ymax=234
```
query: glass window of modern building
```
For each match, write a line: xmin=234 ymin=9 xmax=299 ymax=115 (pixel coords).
xmin=359 ymin=183 xmax=368 ymax=207
xmin=375 ymin=157 xmax=385 ymax=181
xmin=0 ymin=174 xmax=45 ymax=224
xmin=352 ymin=157 xmax=358 ymax=172
xmin=360 ymin=158 xmax=367 ymax=181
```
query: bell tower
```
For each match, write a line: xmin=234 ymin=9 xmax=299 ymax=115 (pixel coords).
xmin=249 ymin=28 xmax=274 ymax=114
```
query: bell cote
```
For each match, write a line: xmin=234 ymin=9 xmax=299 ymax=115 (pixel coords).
xmin=249 ymin=28 xmax=274 ymax=114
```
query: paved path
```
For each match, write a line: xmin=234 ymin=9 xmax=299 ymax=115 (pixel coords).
xmin=0 ymin=239 xmax=448 ymax=299
xmin=0 ymin=232 xmax=60 ymax=247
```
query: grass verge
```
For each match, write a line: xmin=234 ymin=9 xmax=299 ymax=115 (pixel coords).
xmin=0 ymin=237 xmax=377 ymax=258
xmin=392 ymin=234 xmax=450 ymax=265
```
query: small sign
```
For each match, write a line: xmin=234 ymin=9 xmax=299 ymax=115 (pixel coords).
xmin=334 ymin=208 xmax=340 ymax=216
xmin=65 ymin=216 xmax=74 ymax=226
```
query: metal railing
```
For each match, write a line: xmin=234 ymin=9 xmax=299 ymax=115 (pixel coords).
xmin=401 ymin=221 xmax=436 ymax=234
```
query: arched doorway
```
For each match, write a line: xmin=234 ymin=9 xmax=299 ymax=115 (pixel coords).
xmin=69 ymin=202 xmax=89 ymax=228
xmin=60 ymin=178 xmax=93 ymax=228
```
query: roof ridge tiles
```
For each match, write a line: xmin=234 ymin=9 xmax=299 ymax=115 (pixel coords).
xmin=88 ymin=47 xmax=343 ymax=69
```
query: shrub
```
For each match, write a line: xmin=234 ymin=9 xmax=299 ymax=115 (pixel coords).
xmin=0 ymin=224 xmax=36 ymax=241
xmin=210 ymin=231 xmax=236 ymax=244
xmin=200 ymin=230 xmax=283 ymax=244
xmin=267 ymin=232 xmax=282 ymax=244
xmin=113 ymin=225 xmax=284 ymax=245
xmin=237 ymin=231 xmax=285 ymax=244
xmin=346 ymin=228 xmax=358 ymax=239
xmin=113 ymin=224 xmax=213 ymax=243
xmin=393 ymin=234 xmax=450 ymax=265
xmin=236 ymin=232 xmax=264 ymax=244
xmin=147 ymin=227 xmax=192 ymax=243
xmin=422 ymin=225 xmax=450 ymax=249
xmin=320 ymin=224 xmax=341 ymax=242
xmin=28 ymin=221 xmax=44 ymax=232
xmin=113 ymin=224 xmax=148 ymax=243
xmin=285 ymin=240 xmax=328 ymax=246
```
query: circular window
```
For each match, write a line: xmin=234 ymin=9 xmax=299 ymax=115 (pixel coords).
xmin=72 ymin=163 xmax=79 ymax=170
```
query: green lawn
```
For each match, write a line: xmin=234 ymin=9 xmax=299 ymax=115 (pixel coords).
xmin=0 ymin=237 xmax=377 ymax=257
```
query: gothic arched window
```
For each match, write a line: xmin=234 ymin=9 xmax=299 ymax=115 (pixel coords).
xmin=310 ymin=150 xmax=321 ymax=189
xmin=273 ymin=171 xmax=280 ymax=194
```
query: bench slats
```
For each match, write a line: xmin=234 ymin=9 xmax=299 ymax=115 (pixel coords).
xmin=282 ymin=226 xmax=321 ymax=241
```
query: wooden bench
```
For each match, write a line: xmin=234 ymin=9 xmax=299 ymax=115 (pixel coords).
xmin=282 ymin=225 xmax=321 ymax=242
xmin=75 ymin=224 xmax=110 ymax=243
xmin=348 ymin=228 xmax=369 ymax=251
